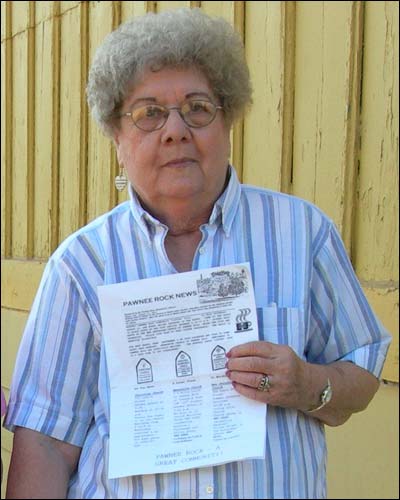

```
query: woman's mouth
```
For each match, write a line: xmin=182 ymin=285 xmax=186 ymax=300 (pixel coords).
xmin=162 ymin=158 xmax=196 ymax=168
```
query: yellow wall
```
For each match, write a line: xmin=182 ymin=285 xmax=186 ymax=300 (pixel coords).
xmin=1 ymin=1 xmax=398 ymax=498
xmin=326 ymin=382 xmax=399 ymax=499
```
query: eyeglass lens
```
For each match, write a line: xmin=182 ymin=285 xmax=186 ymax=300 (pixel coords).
xmin=130 ymin=100 xmax=218 ymax=131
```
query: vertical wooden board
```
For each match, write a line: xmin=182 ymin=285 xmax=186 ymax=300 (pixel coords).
xmin=1 ymin=0 xmax=6 ymax=41
xmin=102 ymin=1 xmax=146 ymax=208
xmin=79 ymin=2 xmax=89 ymax=229
xmin=339 ymin=2 xmax=364 ymax=254
xmin=10 ymin=0 xmax=29 ymax=36
xmin=231 ymin=2 xmax=245 ymax=180
xmin=200 ymin=1 xmax=234 ymax=21
xmin=292 ymin=2 xmax=322 ymax=205
xmin=58 ymin=7 xmax=83 ymax=242
xmin=313 ymin=2 xmax=354 ymax=232
xmin=49 ymin=1 xmax=61 ymax=254
xmin=242 ymin=1 xmax=284 ymax=190
xmin=1 ymin=41 xmax=6 ymax=256
xmin=11 ymin=33 xmax=29 ymax=257
xmin=60 ymin=1 xmax=81 ymax=14
xmin=120 ymin=1 xmax=148 ymax=22
xmin=200 ymin=1 xmax=244 ymax=178
xmin=2 ymin=1 xmax=12 ymax=258
xmin=156 ymin=1 xmax=192 ymax=12
xmin=35 ymin=1 xmax=54 ymax=25
xmin=34 ymin=18 xmax=53 ymax=258
xmin=87 ymin=1 xmax=115 ymax=223
xmin=26 ymin=1 xmax=35 ymax=258
xmin=354 ymin=1 xmax=399 ymax=282
xmin=292 ymin=2 xmax=353 ymax=231
xmin=295 ymin=7 xmax=327 ymax=192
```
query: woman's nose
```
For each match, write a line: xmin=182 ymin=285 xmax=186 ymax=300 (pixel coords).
xmin=160 ymin=109 xmax=191 ymax=143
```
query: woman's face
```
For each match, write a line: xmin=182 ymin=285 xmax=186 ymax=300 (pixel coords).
xmin=113 ymin=66 xmax=231 ymax=212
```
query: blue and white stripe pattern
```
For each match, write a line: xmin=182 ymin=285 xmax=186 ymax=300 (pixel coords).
xmin=4 ymin=166 xmax=391 ymax=499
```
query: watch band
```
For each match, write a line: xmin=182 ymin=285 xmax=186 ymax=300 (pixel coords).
xmin=307 ymin=378 xmax=332 ymax=413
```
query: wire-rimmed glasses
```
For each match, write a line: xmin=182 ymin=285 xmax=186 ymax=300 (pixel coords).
xmin=119 ymin=99 xmax=223 ymax=132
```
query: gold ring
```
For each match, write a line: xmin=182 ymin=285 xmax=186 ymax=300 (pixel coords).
xmin=257 ymin=374 xmax=271 ymax=392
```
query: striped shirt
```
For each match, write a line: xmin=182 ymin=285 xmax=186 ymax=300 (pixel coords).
xmin=4 ymin=166 xmax=390 ymax=499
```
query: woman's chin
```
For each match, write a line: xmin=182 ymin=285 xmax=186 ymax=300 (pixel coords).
xmin=162 ymin=186 xmax=202 ymax=201
xmin=158 ymin=177 xmax=204 ymax=200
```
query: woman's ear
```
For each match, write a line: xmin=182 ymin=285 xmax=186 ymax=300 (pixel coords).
xmin=113 ymin=134 xmax=123 ymax=164
xmin=113 ymin=130 xmax=120 ymax=148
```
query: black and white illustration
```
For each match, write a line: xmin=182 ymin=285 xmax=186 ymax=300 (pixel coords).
xmin=175 ymin=351 xmax=193 ymax=377
xmin=235 ymin=308 xmax=253 ymax=332
xmin=196 ymin=267 xmax=249 ymax=303
xmin=211 ymin=345 xmax=227 ymax=371
xmin=136 ymin=358 xmax=153 ymax=384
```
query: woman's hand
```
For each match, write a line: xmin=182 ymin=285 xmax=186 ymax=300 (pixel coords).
xmin=225 ymin=341 xmax=380 ymax=427
xmin=225 ymin=341 xmax=314 ymax=411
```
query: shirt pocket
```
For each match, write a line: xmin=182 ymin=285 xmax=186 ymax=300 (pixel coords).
xmin=256 ymin=305 xmax=305 ymax=359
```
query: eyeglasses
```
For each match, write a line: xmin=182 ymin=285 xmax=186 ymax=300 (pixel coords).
xmin=120 ymin=99 xmax=223 ymax=132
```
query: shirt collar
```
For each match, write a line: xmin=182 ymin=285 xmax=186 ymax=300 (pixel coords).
xmin=208 ymin=165 xmax=241 ymax=236
xmin=128 ymin=164 xmax=241 ymax=240
xmin=128 ymin=186 xmax=163 ymax=245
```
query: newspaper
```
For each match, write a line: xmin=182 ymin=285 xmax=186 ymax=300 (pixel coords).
xmin=98 ymin=262 xmax=266 ymax=478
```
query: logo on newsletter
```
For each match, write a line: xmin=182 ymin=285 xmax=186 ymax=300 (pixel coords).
xmin=235 ymin=308 xmax=252 ymax=332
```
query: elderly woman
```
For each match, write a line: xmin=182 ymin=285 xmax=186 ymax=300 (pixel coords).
xmin=4 ymin=7 xmax=390 ymax=500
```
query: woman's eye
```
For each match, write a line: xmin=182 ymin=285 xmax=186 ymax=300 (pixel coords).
xmin=190 ymin=102 xmax=206 ymax=112
xmin=145 ymin=106 xmax=163 ymax=117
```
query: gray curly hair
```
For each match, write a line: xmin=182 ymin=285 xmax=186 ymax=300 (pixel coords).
xmin=86 ymin=7 xmax=252 ymax=137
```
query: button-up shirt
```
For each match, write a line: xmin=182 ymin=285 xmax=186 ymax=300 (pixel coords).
xmin=4 ymin=166 xmax=391 ymax=499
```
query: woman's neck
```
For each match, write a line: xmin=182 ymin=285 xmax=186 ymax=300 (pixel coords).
xmin=140 ymin=196 xmax=213 ymax=236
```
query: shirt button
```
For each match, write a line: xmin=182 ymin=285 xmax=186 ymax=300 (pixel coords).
xmin=199 ymin=247 xmax=205 ymax=254
xmin=206 ymin=485 xmax=214 ymax=494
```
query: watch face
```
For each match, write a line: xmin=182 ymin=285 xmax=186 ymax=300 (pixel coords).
xmin=307 ymin=379 xmax=332 ymax=412
xmin=322 ymin=382 xmax=332 ymax=404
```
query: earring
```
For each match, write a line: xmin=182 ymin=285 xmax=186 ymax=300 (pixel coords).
xmin=115 ymin=166 xmax=127 ymax=191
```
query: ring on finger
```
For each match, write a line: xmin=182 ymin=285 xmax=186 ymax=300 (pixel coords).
xmin=257 ymin=374 xmax=271 ymax=392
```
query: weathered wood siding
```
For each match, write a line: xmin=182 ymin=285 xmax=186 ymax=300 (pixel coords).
xmin=1 ymin=2 xmax=398 ymax=498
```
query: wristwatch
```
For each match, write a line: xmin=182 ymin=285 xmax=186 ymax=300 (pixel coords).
xmin=307 ymin=378 xmax=332 ymax=413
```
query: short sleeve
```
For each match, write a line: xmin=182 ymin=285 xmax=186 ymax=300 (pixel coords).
xmin=307 ymin=222 xmax=391 ymax=378
xmin=3 ymin=257 xmax=99 ymax=446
